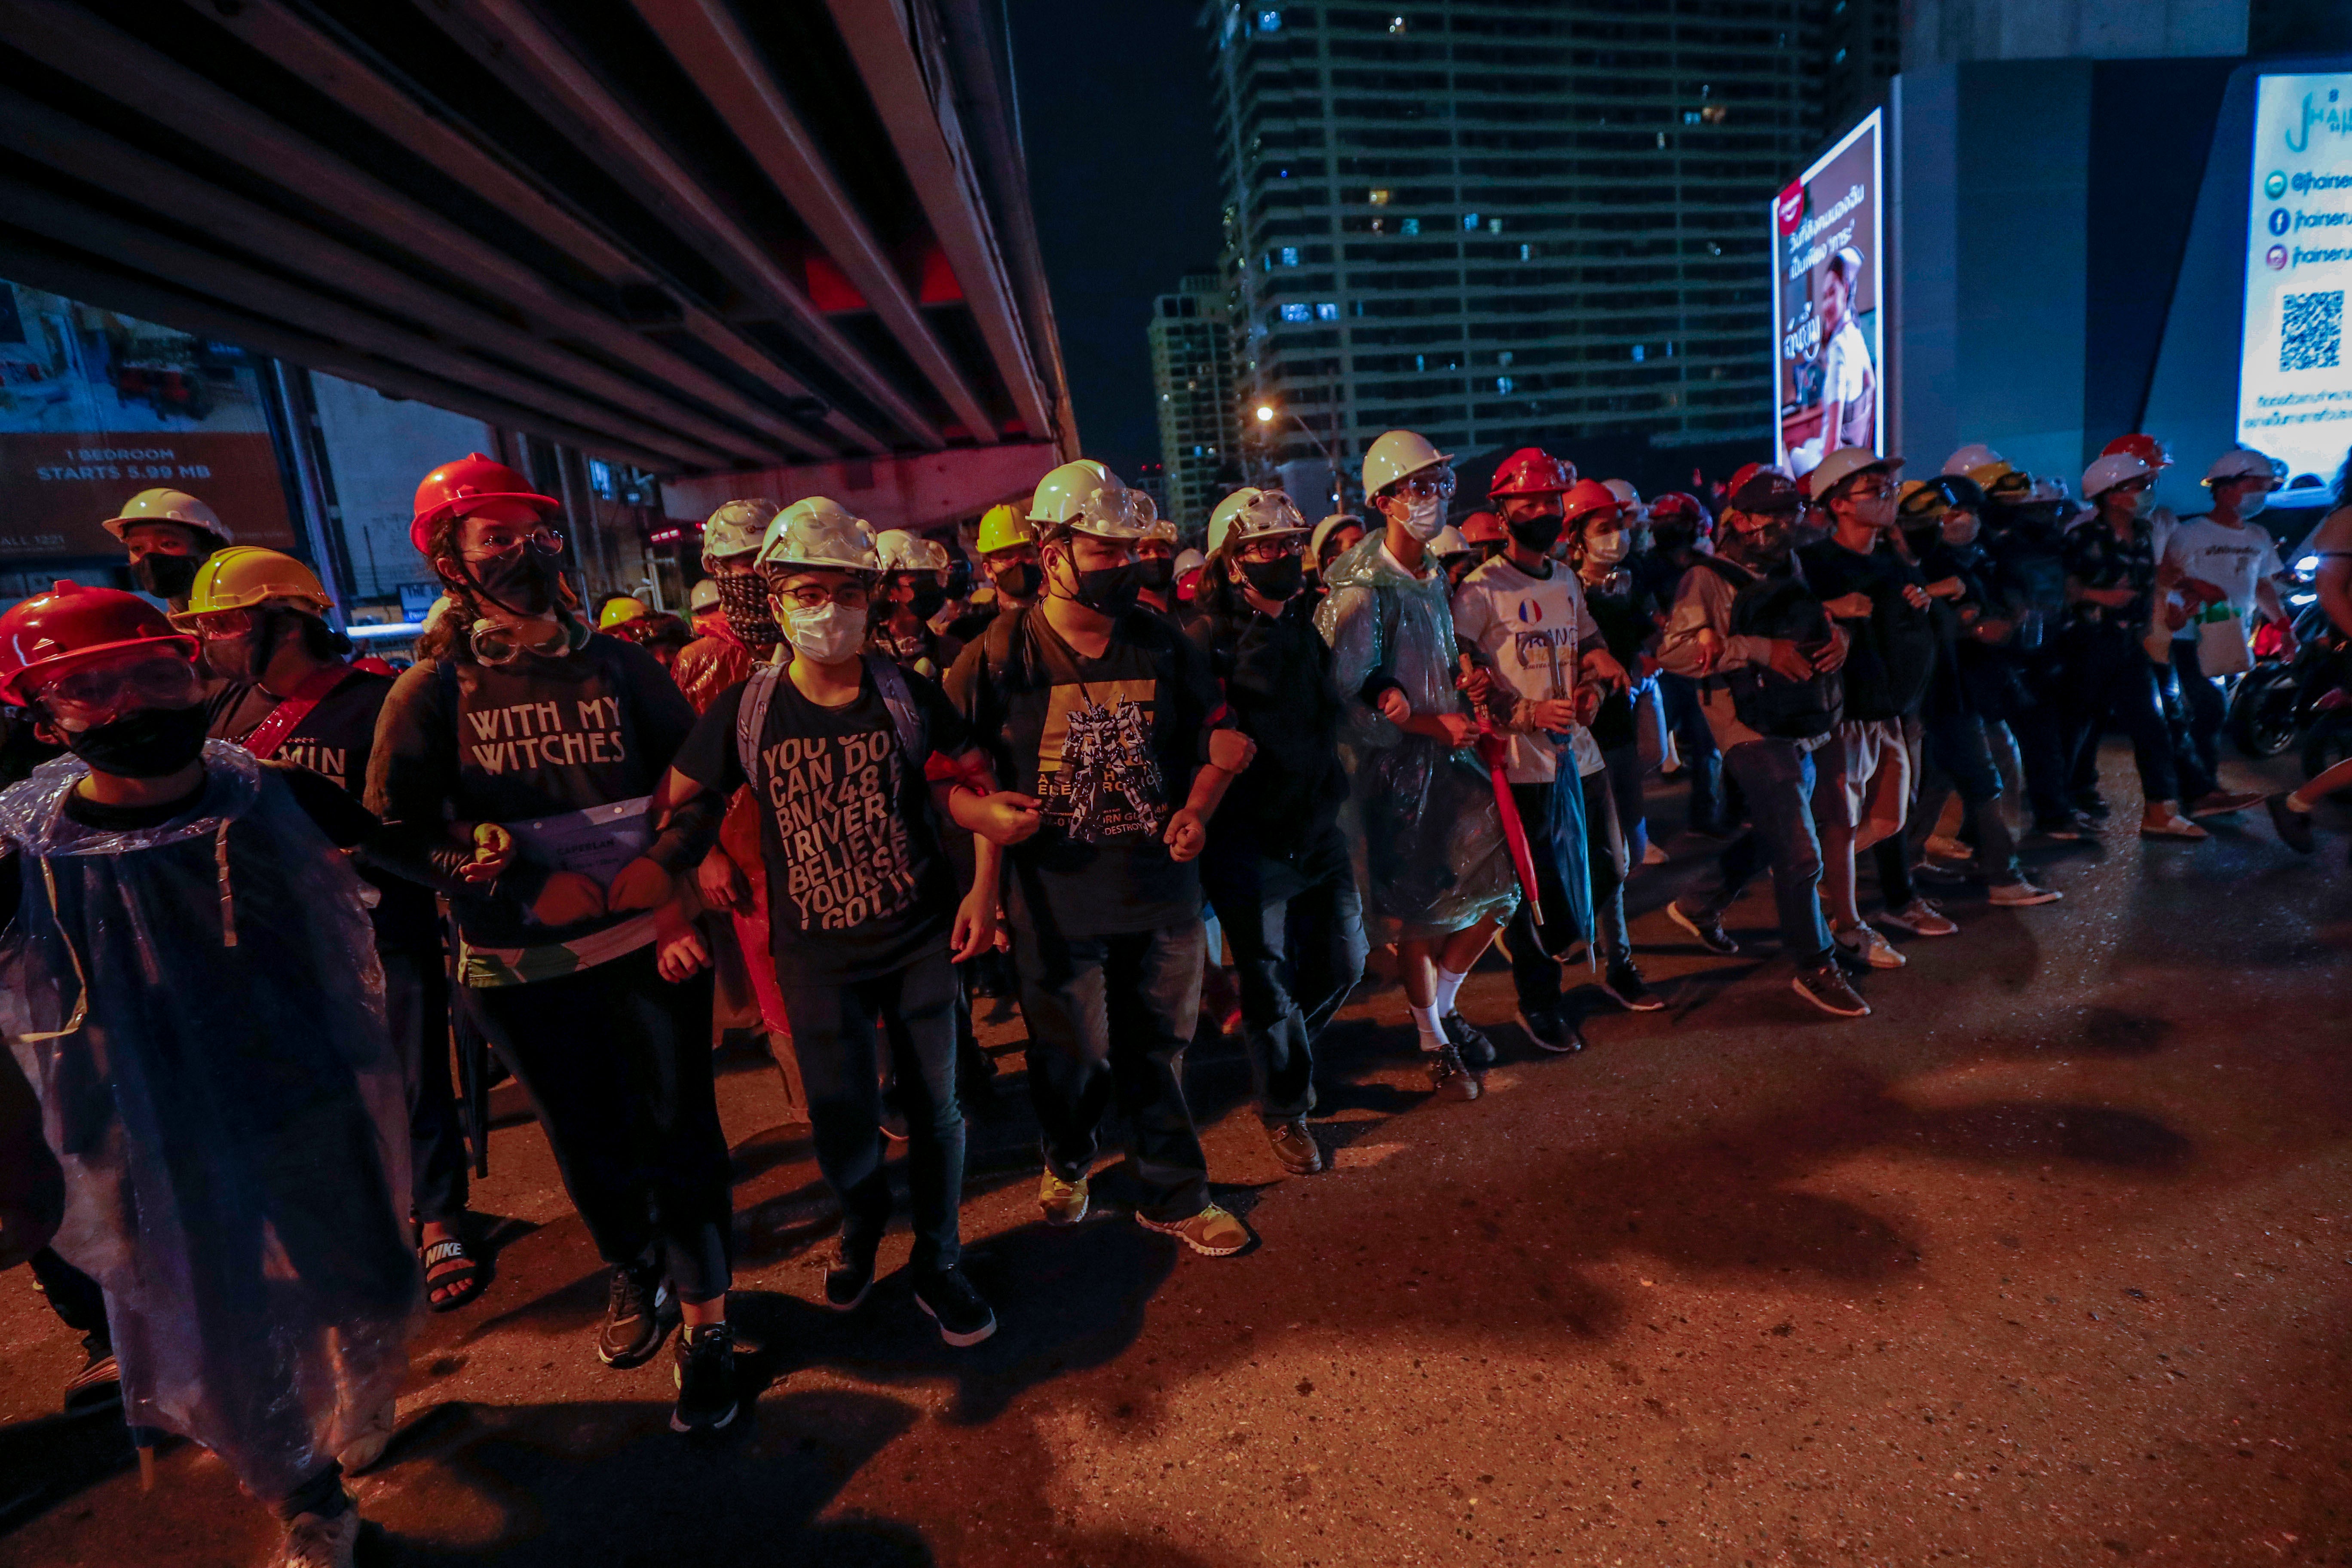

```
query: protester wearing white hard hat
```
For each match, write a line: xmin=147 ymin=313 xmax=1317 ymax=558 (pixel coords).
xmin=105 ymin=486 xmax=233 ymax=609
xmin=1134 ymin=515 xmax=1183 ymax=613
xmin=944 ymin=460 xmax=1258 ymax=1258
xmin=2057 ymin=449 xmax=2206 ymax=838
xmin=1211 ymin=487 xmax=1313 ymax=557
xmin=1307 ymin=512 xmax=1366 ymax=585
xmin=1430 ymin=523 xmax=1479 ymax=589
xmin=1319 ymin=429 xmax=1519 ymax=1098
xmin=2160 ymin=448 xmax=2296 ymax=821
xmin=870 ymin=529 xmax=963 ymax=682
xmin=1942 ymin=444 xmax=2003 ymax=478
xmin=675 ymin=499 xmax=785 ymax=714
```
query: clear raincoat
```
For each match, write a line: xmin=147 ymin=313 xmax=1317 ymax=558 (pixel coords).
xmin=1315 ymin=536 xmax=1521 ymax=942
xmin=0 ymin=742 xmax=417 ymax=1502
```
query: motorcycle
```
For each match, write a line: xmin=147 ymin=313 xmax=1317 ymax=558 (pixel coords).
xmin=2225 ymin=591 xmax=2341 ymax=759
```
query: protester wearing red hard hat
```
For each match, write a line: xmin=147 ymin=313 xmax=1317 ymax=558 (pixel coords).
xmin=0 ymin=580 xmax=418 ymax=1568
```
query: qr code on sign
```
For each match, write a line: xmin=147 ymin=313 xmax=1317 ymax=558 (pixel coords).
xmin=2282 ymin=290 xmax=2343 ymax=372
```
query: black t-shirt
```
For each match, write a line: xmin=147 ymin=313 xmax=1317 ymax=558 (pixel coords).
xmin=674 ymin=664 xmax=971 ymax=986
xmin=1578 ymin=571 xmax=1659 ymax=751
xmin=1798 ymin=538 xmax=1936 ymax=722
xmin=207 ymin=668 xmax=440 ymax=949
xmin=1187 ymin=595 xmax=1349 ymax=854
xmin=946 ymin=607 xmax=1226 ymax=939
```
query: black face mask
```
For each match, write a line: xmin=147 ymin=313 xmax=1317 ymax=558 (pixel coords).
xmin=992 ymin=561 xmax=1041 ymax=603
xmin=1724 ymin=519 xmax=1795 ymax=569
xmin=466 ymin=541 xmax=566 ymax=617
xmin=1137 ymin=557 xmax=1177 ymax=592
xmin=1506 ymin=514 xmax=1565 ymax=554
xmin=64 ymin=702 xmax=211 ymax=779
xmin=132 ymin=552 xmax=203 ymax=602
xmin=911 ymin=584 xmax=950 ymax=621
xmin=1063 ymin=560 xmax=1140 ymax=619
xmin=712 ymin=573 xmax=781 ymax=646
xmin=1239 ymin=554 xmax=1304 ymax=601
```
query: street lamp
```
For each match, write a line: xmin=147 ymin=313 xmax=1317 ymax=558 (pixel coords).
xmin=1253 ymin=399 xmax=1342 ymax=512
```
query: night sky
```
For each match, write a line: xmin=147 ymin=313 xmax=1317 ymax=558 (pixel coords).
xmin=1007 ymin=1 xmax=1225 ymax=480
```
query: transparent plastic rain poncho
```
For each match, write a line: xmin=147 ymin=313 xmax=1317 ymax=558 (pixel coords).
xmin=0 ymin=742 xmax=418 ymax=1503
xmin=1315 ymin=536 xmax=1520 ymax=943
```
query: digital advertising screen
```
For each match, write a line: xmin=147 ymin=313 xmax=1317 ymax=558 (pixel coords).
xmin=2239 ymin=73 xmax=2352 ymax=488
xmin=1772 ymin=110 xmax=1883 ymax=479
xmin=0 ymin=281 xmax=294 ymax=560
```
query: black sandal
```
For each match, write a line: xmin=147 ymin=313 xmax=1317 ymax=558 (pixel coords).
xmin=421 ymin=1234 xmax=486 ymax=1313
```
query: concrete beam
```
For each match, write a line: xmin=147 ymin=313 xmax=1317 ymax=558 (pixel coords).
xmin=632 ymin=0 xmax=997 ymax=444
xmin=660 ymin=441 xmax=1060 ymax=535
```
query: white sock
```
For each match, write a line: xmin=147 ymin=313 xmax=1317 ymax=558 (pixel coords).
xmin=1432 ymin=965 xmax=1470 ymax=1018
xmin=1410 ymin=1001 xmax=1446 ymax=1051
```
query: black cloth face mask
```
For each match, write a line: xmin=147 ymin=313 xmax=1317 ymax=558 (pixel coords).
xmin=64 ymin=702 xmax=210 ymax=778
xmin=1137 ymin=557 xmax=1177 ymax=592
xmin=712 ymin=572 xmax=781 ymax=646
xmin=991 ymin=561 xmax=1041 ymax=602
xmin=132 ymin=552 xmax=203 ymax=602
xmin=464 ymin=540 xmax=566 ymax=618
xmin=1506 ymin=514 xmax=1565 ymax=554
xmin=1063 ymin=560 xmax=1140 ymax=618
xmin=1239 ymin=554 xmax=1304 ymax=601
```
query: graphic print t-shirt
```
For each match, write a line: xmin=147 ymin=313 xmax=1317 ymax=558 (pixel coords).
xmin=2164 ymin=517 xmax=2285 ymax=637
xmin=673 ymin=665 xmax=968 ymax=985
xmin=946 ymin=608 xmax=1225 ymax=939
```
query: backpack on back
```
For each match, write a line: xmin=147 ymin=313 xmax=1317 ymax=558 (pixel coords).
xmin=1693 ymin=556 xmax=1844 ymax=741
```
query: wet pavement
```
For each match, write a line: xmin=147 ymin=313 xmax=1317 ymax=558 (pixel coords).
xmin=3 ymin=744 xmax=2349 ymax=1567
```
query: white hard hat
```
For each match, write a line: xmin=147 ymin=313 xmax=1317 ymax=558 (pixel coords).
xmin=2080 ymin=451 xmax=2153 ymax=499
xmin=2202 ymin=447 xmax=2286 ymax=487
xmin=1029 ymin=459 xmax=1157 ymax=539
xmin=1361 ymin=429 xmax=1454 ymax=498
xmin=102 ymin=487 xmax=231 ymax=544
xmin=756 ymin=496 xmax=877 ymax=573
xmin=874 ymin=528 xmax=950 ymax=574
xmin=1602 ymin=478 xmax=1642 ymax=511
xmin=1810 ymin=446 xmax=1904 ymax=499
xmin=1943 ymin=443 xmax=2003 ymax=478
xmin=689 ymin=577 xmax=721 ymax=614
xmin=1173 ymin=547 xmax=1206 ymax=576
xmin=1208 ymin=487 xmax=1311 ymax=555
xmin=1430 ymin=524 xmax=1471 ymax=557
xmin=701 ymin=498 xmax=772 ymax=566
xmin=1309 ymin=512 xmax=1363 ymax=564
xmin=1142 ymin=516 xmax=1179 ymax=545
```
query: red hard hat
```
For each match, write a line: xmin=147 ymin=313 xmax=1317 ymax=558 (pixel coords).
xmin=1488 ymin=447 xmax=1576 ymax=499
xmin=1647 ymin=491 xmax=1711 ymax=534
xmin=0 ymin=580 xmax=199 ymax=706
xmin=1559 ymin=478 xmax=1623 ymax=529
xmin=410 ymin=453 xmax=559 ymax=554
xmin=2099 ymin=432 xmax=2172 ymax=470
xmin=1458 ymin=509 xmax=1508 ymax=545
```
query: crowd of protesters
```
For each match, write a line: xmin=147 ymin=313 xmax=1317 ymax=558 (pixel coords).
xmin=0 ymin=426 xmax=2343 ymax=1568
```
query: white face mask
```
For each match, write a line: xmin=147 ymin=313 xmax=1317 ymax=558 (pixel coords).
xmin=2238 ymin=489 xmax=2269 ymax=518
xmin=1585 ymin=530 xmax=1630 ymax=564
xmin=1396 ymin=494 xmax=1446 ymax=541
xmin=784 ymin=600 xmax=866 ymax=664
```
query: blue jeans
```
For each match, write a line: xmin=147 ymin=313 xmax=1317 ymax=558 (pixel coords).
xmin=776 ymin=949 xmax=965 ymax=1274
xmin=1658 ymin=672 xmax=1724 ymax=830
xmin=1677 ymin=738 xmax=1833 ymax=966
xmin=1201 ymin=824 xmax=1366 ymax=1123
xmin=1017 ymin=921 xmax=1210 ymax=1222
xmin=1916 ymin=708 xmax=2023 ymax=882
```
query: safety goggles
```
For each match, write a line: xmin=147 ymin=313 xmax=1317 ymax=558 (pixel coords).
xmin=35 ymin=652 xmax=204 ymax=729
xmin=469 ymin=618 xmax=571 ymax=666
xmin=179 ymin=606 xmax=262 ymax=640
xmin=1390 ymin=466 xmax=1456 ymax=502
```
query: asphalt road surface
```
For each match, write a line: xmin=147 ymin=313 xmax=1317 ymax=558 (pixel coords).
xmin=3 ymin=745 xmax=2348 ymax=1568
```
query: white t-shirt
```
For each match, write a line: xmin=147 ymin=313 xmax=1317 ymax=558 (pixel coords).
xmin=1452 ymin=555 xmax=1605 ymax=784
xmin=1821 ymin=316 xmax=1873 ymax=408
xmin=2163 ymin=515 xmax=2284 ymax=640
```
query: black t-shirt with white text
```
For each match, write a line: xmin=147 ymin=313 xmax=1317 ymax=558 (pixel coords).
xmin=673 ymin=665 xmax=970 ymax=986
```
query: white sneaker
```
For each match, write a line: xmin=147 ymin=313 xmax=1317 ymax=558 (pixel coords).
xmin=278 ymin=1508 xmax=358 ymax=1568
xmin=1988 ymin=879 xmax=2062 ymax=907
xmin=1835 ymin=922 xmax=1907 ymax=969
xmin=1878 ymin=897 xmax=1959 ymax=937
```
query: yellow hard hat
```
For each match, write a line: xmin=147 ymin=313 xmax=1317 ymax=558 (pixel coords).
xmin=976 ymin=502 xmax=1033 ymax=555
xmin=173 ymin=546 xmax=331 ymax=622
xmin=103 ymin=487 xmax=232 ymax=544
xmin=598 ymin=595 xmax=650 ymax=630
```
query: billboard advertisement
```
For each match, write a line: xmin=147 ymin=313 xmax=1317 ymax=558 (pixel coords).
xmin=1773 ymin=111 xmax=1883 ymax=479
xmin=2238 ymin=74 xmax=2352 ymax=487
xmin=0 ymin=281 xmax=294 ymax=560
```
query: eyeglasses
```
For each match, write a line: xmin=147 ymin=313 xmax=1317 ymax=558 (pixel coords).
xmin=1844 ymin=479 xmax=1894 ymax=500
xmin=36 ymin=652 xmax=204 ymax=728
xmin=462 ymin=527 xmax=564 ymax=562
xmin=774 ymin=581 xmax=873 ymax=611
xmin=1237 ymin=537 xmax=1304 ymax=564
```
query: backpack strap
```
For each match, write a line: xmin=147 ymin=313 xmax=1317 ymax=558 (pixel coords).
xmin=863 ymin=653 xmax=928 ymax=764
xmin=736 ymin=662 xmax=784 ymax=782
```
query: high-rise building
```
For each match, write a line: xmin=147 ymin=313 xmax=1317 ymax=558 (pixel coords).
xmin=1203 ymin=1 xmax=1829 ymax=495
xmin=1148 ymin=272 xmax=1238 ymax=534
xmin=1823 ymin=0 xmax=1905 ymax=130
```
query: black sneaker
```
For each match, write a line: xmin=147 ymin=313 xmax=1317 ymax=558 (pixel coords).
xmin=597 ymin=1260 xmax=676 ymax=1369
xmin=1667 ymin=900 xmax=1740 ymax=956
xmin=1600 ymin=961 xmax=1664 ymax=1012
xmin=1514 ymin=1007 xmax=1585 ymax=1054
xmin=913 ymin=1266 xmax=999 ymax=1348
xmin=1441 ymin=1011 xmax=1495 ymax=1068
xmin=1425 ymin=1043 xmax=1482 ymax=1100
xmin=824 ymin=1243 xmax=877 ymax=1312
xmin=2267 ymin=793 xmax=2317 ymax=854
xmin=669 ymin=1323 xmax=738 ymax=1433
xmin=1792 ymin=961 xmax=1871 ymax=1019
xmin=2073 ymin=793 xmax=2111 ymax=822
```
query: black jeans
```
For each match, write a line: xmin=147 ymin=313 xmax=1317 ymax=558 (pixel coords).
xmin=1016 ymin=920 xmax=1209 ymax=1222
xmin=380 ymin=946 xmax=470 ymax=1226
xmin=2168 ymin=637 xmax=2229 ymax=799
xmin=1678 ymin=738 xmax=1833 ymax=966
xmin=1200 ymin=824 xmax=1366 ymax=1124
xmin=775 ymin=949 xmax=965 ymax=1274
xmin=1506 ymin=770 xmax=1629 ymax=1014
xmin=466 ymin=947 xmax=731 ymax=1302
xmin=2005 ymin=649 xmax=2075 ymax=827
xmin=2059 ymin=627 xmax=2178 ymax=807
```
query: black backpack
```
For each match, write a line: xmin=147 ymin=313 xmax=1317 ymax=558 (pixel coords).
xmin=1692 ymin=555 xmax=1844 ymax=741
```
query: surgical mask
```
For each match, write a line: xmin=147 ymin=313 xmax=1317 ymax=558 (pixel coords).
xmin=466 ymin=538 xmax=566 ymax=617
xmin=1063 ymin=560 xmax=1140 ymax=619
xmin=1397 ymin=495 xmax=1446 ymax=541
xmin=2238 ymin=490 xmax=2269 ymax=519
xmin=991 ymin=561 xmax=1041 ymax=602
xmin=1240 ymin=554 xmax=1304 ymax=601
xmin=1583 ymin=530 xmax=1630 ymax=565
xmin=132 ymin=552 xmax=202 ymax=602
xmin=1941 ymin=514 xmax=1981 ymax=547
xmin=713 ymin=573 xmax=782 ymax=646
xmin=1507 ymin=514 xmax=1565 ymax=554
xmin=785 ymin=601 xmax=866 ymax=664
xmin=62 ymin=702 xmax=210 ymax=778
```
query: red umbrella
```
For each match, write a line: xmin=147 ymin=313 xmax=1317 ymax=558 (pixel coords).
xmin=1474 ymin=721 xmax=1543 ymax=930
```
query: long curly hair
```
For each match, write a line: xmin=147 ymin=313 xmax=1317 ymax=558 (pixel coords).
xmin=411 ymin=514 xmax=580 ymax=663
